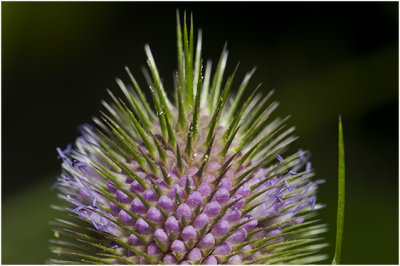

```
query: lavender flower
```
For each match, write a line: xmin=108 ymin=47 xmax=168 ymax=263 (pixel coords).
xmin=50 ymin=12 xmax=327 ymax=264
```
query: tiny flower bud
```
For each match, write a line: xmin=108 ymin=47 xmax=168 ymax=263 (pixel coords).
xmin=181 ymin=225 xmax=198 ymax=241
xmin=198 ymin=183 xmax=211 ymax=196
xmin=213 ymin=242 xmax=232 ymax=256
xmin=154 ymin=228 xmax=169 ymax=243
xmin=136 ymin=218 xmax=152 ymax=234
xmin=202 ymin=255 xmax=218 ymax=265
xmin=176 ymin=203 xmax=192 ymax=221
xmin=131 ymin=198 xmax=147 ymax=214
xmin=163 ymin=253 xmax=177 ymax=264
xmin=194 ymin=213 xmax=209 ymax=229
xmin=147 ymin=206 xmax=163 ymax=223
xmin=188 ymin=248 xmax=202 ymax=262
xmin=158 ymin=195 xmax=175 ymax=211
xmin=204 ymin=201 xmax=221 ymax=217
xmin=171 ymin=239 xmax=187 ymax=253
xmin=187 ymin=191 xmax=203 ymax=207
xmin=212 ymin=220 xmax=230 ymax=237
xmin=119 ymin=210 xmax=135 ymax=226
xmin=198 ymin=233 xmax=215 ymax=249
xmin=165 ymin=216 xmax=180 ymax=233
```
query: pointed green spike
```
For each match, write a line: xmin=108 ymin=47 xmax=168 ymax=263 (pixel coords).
xmin=200 ymin=60 xmax=212 ymax=108
xmin=176 ymin=10 xmax=185 ymax=92
xmin=99 ymin=114 xmax=146 ymax=168
xmin=51 ymin=250 xmax=114 ymax=264
xmin=163 ymin=105 xmax=177 ymax=147
xmin=89 ymin=143 xmax=151 ymax=193
xmin=212 ymin=163 xmax=232 ymax=192
xmin=232 ymin=152 xmax=276 ymax=193
xmin=144 ymin=45 xmax=172 ymax=120
xmin=146 ymin=176 xmax=163 ymax=197
xmin=97 ymin=113 xmax=135 ymax=157
xmin=282 ymin=223 xmax=327 ymax=237
xmin=175 ymin=187 xmax=182 ymax=205
xmin=240 ymin=229 xmax=288 ymax=249
xmin=208 ymin=43 xmax=228 ymax=113
xmin=205 ymin=63 xmax=239 ymax=146
xmin=247 ymin=124 xmax=288 ymax=162
xmin=99 ymin=108 xmax=137 ymax=149
xmin=124 ymin=66 xmax=154 ymax=121
xmin=196 ymin=135 xmax=215 ymax=184
xmin=255 ymin=217 xmax=304 ymax=238
xmin=148 ymin=132 xmax=168 ymax=163
xmin=190 ymin=12 xmax=194 ymax=66
xmin=245 ymin=247 xmax=320 ymax=264
xmin=209 ymin=198 xmax=243 ymax=227
xmin=241 ymin=90 xmax=275 ymax=132
xmin=189 ymin=13 xmax=194 ymax=94
xmin=241 ymin=201 xmax=264 ymax=217
xmin=236 ymin=137 xmax=264 ymax=167
xmin=100 ymin=254 xmax=133 ymax=264
xmin=245 ymin=186 xmax=275 ymax=206
xmin=333 ymin=116 xmax=345 ymax=265
xmin=138 ymin=147 xmax=159 ymax=176
xmin=159 ymin=163 xmax=172 ymax=187
xmin=223 ymin=83 xmax=261 ymax=141
xmin=280 ymin=220 xmax=321 ymax=234
xmin=190 ymin=60 xmax=203 ymax=143
xmin=176 ymin=72 xmax=186 ymax=131
xmin=77 ymin=178 xmax=116 ymax=205
xmin=101 ymin=100 xmax=125 ymax=129
xmin=183 ymin=11 xmax=194 ymax=108
xmin=220 ymin=124 xmax=240 ymax=158
xmin=247 ymin=239 xmax=319 ymax=258
xmin=50 ymin=239 xmax=98 ymax=254
xmin=259 ymin=123 xmax=295 ymax=157
xmin=108 ymin=236 xmax=154 ymax=263
xmin=185 ymin=177 xmax=191 ymax=195
xmin=278 ymin=254 xmax=328 ymax=265
xmin=87 ymin=155 xmax=147 ymax=199
xmin=149 ymin=85 xmax=168 ymax=140
xmin=280 ymin=198 xmax=309 ymax=213
xmin=240 ymin=102 xmax=279 ymax=144
xmin=121 ymin=102 xmax=157 ymax=158
xmin=84 ymin=122 xmax=134 ymax=166
xmin=106 ymin=87 xmax=131 ymax=118
xmin=185 ymin=122 xmax=194 ymax=156
xmin=193 ymin=29 xmax=203 ymax=98
xmin=184 ymin=72 xmax=202 ymax=155
xmin=225 ymin=67 xmax=256 ymax=124
xmin=176 ymin=144 xmax=184 ymax=173
xmin=115 ymin=78 xmax=152 ymax=130
xmin=250 ymin=172 xmax=276 ymax=192
xmin=218 ymin=151 xmax=239 ymax=177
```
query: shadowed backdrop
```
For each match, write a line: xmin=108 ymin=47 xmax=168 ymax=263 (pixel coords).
xmin=2 ymin=2 xmax=398 ymax=264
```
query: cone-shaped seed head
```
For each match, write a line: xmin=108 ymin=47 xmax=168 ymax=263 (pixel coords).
xmin=50 ymin=12 xmax=327 ymax=265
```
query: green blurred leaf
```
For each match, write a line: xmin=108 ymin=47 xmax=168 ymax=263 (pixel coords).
xmin=333 ymin=116 xmax=345 ymax=264
xmin=2 ymin=177 xmax=60 ymax=264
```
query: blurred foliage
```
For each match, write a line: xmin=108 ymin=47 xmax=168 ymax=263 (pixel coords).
xmin=2 ymin=177 xmax=60 ymax=263
xmin=2 ymin=2 xmax=398 ymax=264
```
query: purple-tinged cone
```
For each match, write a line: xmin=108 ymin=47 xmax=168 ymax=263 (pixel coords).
xmin=49 ymin=12 xmax=327 ymax=264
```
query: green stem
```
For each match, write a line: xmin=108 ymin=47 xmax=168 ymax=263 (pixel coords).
xmin=333 ymin=116 xmax=345 ymax=264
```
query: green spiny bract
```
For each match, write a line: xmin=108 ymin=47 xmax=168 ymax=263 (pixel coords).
xmin=50 ymin=12 xmax=327 ymax=264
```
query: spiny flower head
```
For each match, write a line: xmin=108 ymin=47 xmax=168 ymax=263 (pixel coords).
xmin=50 ymin=12 xmax=327 ymax=264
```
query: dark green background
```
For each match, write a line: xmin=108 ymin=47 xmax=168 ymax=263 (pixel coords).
xmin=2 ymin=2 xmax=398 ymax=264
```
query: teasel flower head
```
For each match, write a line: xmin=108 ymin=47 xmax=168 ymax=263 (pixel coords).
xmin=50 ymin=12 xmax=327 ymax=264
